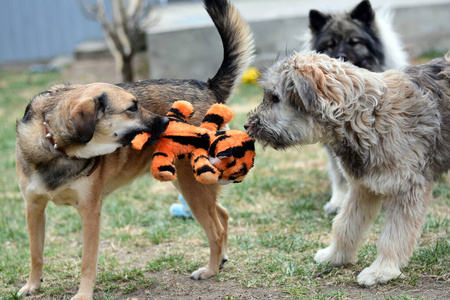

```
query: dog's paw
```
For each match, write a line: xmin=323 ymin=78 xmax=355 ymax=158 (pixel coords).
xmin=315 ymin=246 xmax=356 ymax=266
xmin=18 ymin=280 xmax=42 ymax=297
xmin=323 ymin=201 xmax=340 ymax=215
xmin=314 ymin=247 xmax=335 ymax=264
xmin=324 ymin=188 xmax=346 ymax=214
xmin=191 ymin=267 xmax=216 ymax=280
xmin=220 ymin=257 xmax=228 ymax=269
xmin=70 ymin=295 xmax=91 ymax=300
xmin=70 ymin=295 xmax=92 ymax=300
xmin=357 ymin=264 xmax=403 ymax=287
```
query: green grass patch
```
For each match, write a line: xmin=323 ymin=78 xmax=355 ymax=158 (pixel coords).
xmin=1 ymin=73 xmax=448 ymax=299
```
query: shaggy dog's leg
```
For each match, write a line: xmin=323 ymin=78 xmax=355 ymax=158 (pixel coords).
xmin=357 ymin=183 xmax=432 ymax=286
xmin=323 ymin=146 xmax=348 ymax=214
xmin=315 ymin=184 xmax=382 ymax=266
xmin=18 ymin=198 xmax=48 ymax=296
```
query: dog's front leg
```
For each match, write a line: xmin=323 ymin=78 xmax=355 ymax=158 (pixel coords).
xmin=324 ymin=146 xmax=348 ymax=214
xmin=315 ymin=183 xmax=382 ymax=266
xmin=357 ymin=183 xmax=433 ymax=286
xmin=72 ymin=196 xmax=102 ymax=300
xmin=18 ymin=196 xmax=48 ymax=297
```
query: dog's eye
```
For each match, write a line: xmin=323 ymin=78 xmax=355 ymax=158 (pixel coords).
xmin=324 ymin=41 xmax=335 ymax=50
xmin=271 ymin=94 xmax=280 ymax=103
xmin=127 ymin=101 xmax=138 ymax=112
xmin=349 ymin=38 xmax=362 ymax=46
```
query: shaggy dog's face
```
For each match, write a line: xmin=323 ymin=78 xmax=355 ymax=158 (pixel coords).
xmin=245 ymin=60 xmax=325 ymax=150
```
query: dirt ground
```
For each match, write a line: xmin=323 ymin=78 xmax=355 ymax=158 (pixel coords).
xmin=94 ymin=270 xmax=450 ymax=299
xmin=55 ymin=55 xmax=448 ymax=299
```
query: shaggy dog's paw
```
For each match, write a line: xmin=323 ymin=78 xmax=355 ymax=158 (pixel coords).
xmin=314 ymin=247 xmax=335 ymax=264
xmin=71 ymin=295 xmax=91 ymax=300
xmin=191 ymin=267 xmax=216 ymax=280
xmin=323 ymin=201 xmax=340 ymax=215
xmin=324 ymin=189 xmax=346 ymax=214
xmin=357 ymin=264 xmax=402 ymax=287
xmin=315 ymin=246 xmax=356 ymax=266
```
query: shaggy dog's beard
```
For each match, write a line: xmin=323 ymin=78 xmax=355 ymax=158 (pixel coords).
xmin=246 ymin=104 xmax=323 ymax=150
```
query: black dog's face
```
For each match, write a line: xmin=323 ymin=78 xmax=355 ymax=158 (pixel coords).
xmin=309 ymin=0 xmax=384 ymax=72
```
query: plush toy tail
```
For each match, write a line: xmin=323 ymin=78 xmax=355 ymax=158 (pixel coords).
xmin=132 ymin=132 xmax=152 ymax=150
xmin=201 ymin=103 xmax=234 ymax=131
xmin=168 ymin=101 xmax=194 ymax=122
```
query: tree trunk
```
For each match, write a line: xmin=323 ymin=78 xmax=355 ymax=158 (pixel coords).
xmin=121 ymin=54 xmax=134 ymax=82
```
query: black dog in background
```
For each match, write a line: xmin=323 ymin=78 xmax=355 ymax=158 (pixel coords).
xmin=305 ymin=0 xmax=409 ymax=214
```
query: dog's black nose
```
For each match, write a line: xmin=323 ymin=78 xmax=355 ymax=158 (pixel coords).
xmin=336 ymin=53 xmax=348 ymax=62
xmin=244 ymin=123 xmax=250 ymax=131
xmin=152 ymin=116 xmax=169 ymax=137
xmin=161 ymin=116 xmax=169 ymax=129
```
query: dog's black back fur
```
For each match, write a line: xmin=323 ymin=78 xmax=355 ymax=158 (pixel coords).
xmin=405 ymin=57 xmax=450 ymax=179
xmin=118 ymin=0 xmax=254 ymax=115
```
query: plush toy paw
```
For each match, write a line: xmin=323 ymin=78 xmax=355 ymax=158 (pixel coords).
xmin=153 ymin=171 xmax=176 ymax=182
xmin=151 ymin=162 xmax=177 ymax=181
xmin=196 ymin=171 xmax=220 ymax=184
xmin=132 ymin=132 xmax=151 ymax=150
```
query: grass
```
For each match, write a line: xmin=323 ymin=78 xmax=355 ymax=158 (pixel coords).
xmin=0 ymin=65 xmax=449 ymax=299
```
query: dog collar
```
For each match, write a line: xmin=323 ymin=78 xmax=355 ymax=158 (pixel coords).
xmin=86 ymin=156 xmax=101 ymax=177
xmin=43 ymin=122 xmax=100 ymax=177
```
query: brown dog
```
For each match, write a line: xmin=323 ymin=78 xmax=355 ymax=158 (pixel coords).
xmin=16 ymin=0 xmax=254 ymax=299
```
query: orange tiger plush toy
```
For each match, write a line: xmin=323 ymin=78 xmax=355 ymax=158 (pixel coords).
xmin=132 ymin=100 xmax=255 ymax=184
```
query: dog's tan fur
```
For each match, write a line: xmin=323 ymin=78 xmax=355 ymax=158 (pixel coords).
xmin=16 ymin=0 xmax=254 ymax=299
xmin=245 ymin=51 xmax=450 ymax=286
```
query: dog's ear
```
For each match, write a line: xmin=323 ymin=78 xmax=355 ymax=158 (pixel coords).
xmin=69 ymin=99 xmax=99 ymax=144
xmin=287 ymin=76 xmax=318 ymax=113
xmin=309 ymin=10 xmax=330 ymax=33
xmin=350 ymin=0 xmax=374 ymax=26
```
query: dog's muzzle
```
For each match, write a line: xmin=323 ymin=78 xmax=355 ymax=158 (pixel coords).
xmin=244 ymin=117 xmax=258 ymax=139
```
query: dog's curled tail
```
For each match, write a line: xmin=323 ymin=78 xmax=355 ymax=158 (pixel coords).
xmin=205 ymin=0 xmax=254 ymax=103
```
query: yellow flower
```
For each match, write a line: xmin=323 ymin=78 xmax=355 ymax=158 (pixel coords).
xmin=241 ymin=67 xmax=260 ymax=85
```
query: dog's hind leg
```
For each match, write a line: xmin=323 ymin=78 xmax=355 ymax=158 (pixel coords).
xmin=357 ymin=183 xmax=432 ymax=286
xmin=18 ymin=195 xmax=48 ymax=297
xmin=173 ymin=159 xmax=225 ymax=280
xmin=315 ymin=183 xmax=382 ymax=266
xmin=215 ymin=202 xmax=229 ymax=267
xmin=73 ymin=190 xmax=103 ymax=300
xmin=324 ymin=146 xmax=348 ymax=214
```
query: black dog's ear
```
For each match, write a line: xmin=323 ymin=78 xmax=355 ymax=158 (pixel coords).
xmin=69 ymin=99 xmax=99 ymax=144
xmin=350 ymin=0 xmax=374 ymax=26
xmin=309 ymin=10 xmax=331 ymax=33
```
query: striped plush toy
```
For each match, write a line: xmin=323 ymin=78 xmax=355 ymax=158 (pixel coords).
xmin=132 ymin=100 xmax=255 ymax=184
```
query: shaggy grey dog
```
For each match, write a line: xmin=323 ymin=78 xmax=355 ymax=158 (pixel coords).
xmin=245 ymin=51 xmax=450 ymax=286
